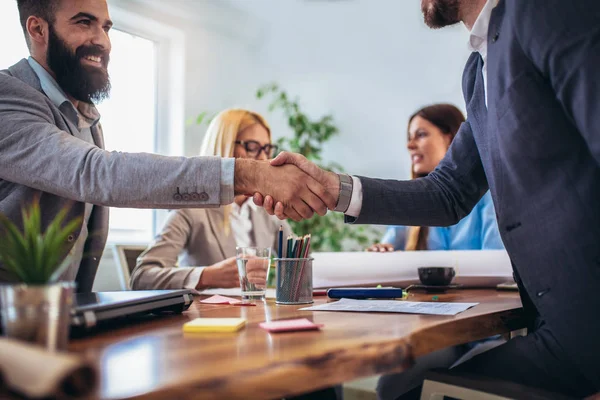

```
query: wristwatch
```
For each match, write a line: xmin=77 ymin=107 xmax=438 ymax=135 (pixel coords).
xmin=334 ymin=174 xmax=353 ymax=213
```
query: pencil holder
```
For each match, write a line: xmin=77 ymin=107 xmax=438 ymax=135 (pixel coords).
xmin=274 ymin=258 xmax=313 ymax=305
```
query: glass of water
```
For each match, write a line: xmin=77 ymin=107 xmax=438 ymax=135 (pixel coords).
xmin=236 ymin=247 xmax=271 ymax=301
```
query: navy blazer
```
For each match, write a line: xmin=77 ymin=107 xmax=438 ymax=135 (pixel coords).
xmin=351 ymin=0 xmax=600 ymax=387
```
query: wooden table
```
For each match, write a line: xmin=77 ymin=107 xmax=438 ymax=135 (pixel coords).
xmin=69 ymin=289 xmax=525 ymax=400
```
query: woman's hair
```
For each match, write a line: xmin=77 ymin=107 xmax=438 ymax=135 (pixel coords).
xmin=198 ymin=109 xmax=271 ymax=235
xmin=199 ymin=108 xmax=271 ymax=157
xmin=405 ymin=104 xmax=465 ymax=251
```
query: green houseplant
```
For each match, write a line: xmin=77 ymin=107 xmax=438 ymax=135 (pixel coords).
xmin=0 ymin=200 xmax=81 ymax=350
xmin=256 ymin=83 xmax=378 ymax=252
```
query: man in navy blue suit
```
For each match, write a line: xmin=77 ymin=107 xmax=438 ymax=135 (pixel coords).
xmin=259 ymin=0 xmax=600 ymax=397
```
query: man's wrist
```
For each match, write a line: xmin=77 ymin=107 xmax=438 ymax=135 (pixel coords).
xmin=234 ymin=158 xmax=259 ymax=195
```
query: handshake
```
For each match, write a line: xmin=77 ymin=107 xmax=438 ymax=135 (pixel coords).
xmin=234 ymin=152 xmax=342 ymax=221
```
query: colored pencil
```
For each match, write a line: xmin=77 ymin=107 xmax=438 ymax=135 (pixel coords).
xmin=286 ymin=235 xmax=293 ymax=258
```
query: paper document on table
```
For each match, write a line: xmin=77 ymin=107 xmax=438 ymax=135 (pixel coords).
xmin=312 ymin=250 xmax=512 ymax=289
xmin=194 ymin=288 xmax=276 ymax=298
xmin=300 ymin=298 xmax=478 ymax=316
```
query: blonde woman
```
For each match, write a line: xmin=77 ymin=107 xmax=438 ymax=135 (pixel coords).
xmin=131 ymin=109 xmax=293 ymax=291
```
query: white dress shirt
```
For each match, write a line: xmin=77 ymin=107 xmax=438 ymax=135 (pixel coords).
xmin=345 ymin=0 xmax=498 ymax=219
xmin=467 ymin=0 xmax=499 ymax=105
xmin=229 ymin=199 xmax=257 ymax=248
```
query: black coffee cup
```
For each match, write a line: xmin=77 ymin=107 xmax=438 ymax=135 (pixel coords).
xmin=418 ymin=266 xmax=456 ymax=286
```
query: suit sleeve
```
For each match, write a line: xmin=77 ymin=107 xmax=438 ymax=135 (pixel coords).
xmin=510 ymin=0 xmax=600 ymax=165
xmin=130 ymin=210 xmax=204 ymax=290
xmin=348 ymin=120 xmax=489 ymax=226
xmin=0 ymin=77 xmax=226 ymax=208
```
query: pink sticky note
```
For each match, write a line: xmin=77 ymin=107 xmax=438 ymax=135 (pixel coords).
xmin=232 ymin=302 xmax=256 ymax=307
xmin=259 ymin=318 xmax=324 ymax=333
xmin=200 ymin=295 xmax=241 ymax=304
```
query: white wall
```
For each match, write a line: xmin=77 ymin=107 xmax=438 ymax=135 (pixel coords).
xmin=225 ymin=0 xmax=471 ymax=180
xmin=116 ymin=0 xmax=472 ymax=180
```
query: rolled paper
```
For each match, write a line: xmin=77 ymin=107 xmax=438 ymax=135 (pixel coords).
xmin=0 ymin=338 xmax=98 ymax=399
xmin=312 ymin=250 xmax=513 ymax=289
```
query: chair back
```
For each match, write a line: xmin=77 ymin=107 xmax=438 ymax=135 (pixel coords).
xmin=112 ymin=245 xmax=147 ymax=290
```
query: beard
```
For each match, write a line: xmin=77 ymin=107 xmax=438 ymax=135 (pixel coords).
xmin=46 ymin=25 xmax=111 ymax=104
xmin=421 ymin=0 xmax=461 ymax=29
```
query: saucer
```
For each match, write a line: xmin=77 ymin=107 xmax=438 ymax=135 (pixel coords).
xmin=405 ymin=284 xmax=463 ymax=293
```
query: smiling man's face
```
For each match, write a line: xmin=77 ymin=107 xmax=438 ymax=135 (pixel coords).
xmin=45 ymin=0 xmax=113 ymax=103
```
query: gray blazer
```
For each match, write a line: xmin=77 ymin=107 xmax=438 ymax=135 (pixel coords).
xmin=0 ymin=59 xmax=224 ymax=292
xmin=130 ymin=206 xmax=293 ymax=290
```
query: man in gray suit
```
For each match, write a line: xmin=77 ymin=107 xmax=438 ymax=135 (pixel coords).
xmin=260 ymin=0 xmax=600 ymax=397
xmin=0 ymin=0 xmax=336 ymax=292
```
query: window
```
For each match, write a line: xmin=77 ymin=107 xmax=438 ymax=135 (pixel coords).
xmin=0 ymin=3 xmax=185 ymax=244
xmin=104 ymin=7 xmax=185 ymax=243
xmin=96 ymin=29 xmax=158 ymax=243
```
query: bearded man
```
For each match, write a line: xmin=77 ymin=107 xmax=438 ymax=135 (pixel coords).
xmin=0 ymin=0 xmax=336 ymax=292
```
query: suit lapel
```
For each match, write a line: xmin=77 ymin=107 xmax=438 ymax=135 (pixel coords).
xmin=92 ymin=124 xmax=105 ymax=149
xmin=206 ymin=208 xmax=236 ymax=259
xmin=6 ymin=59 xmax=85 ymax=141
xmin=7 ymin=59 xmax=42 ymax=92
xmin=466 ymin=55 xmax=487 ymax=135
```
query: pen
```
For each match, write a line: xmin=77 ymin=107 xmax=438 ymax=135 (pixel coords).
xmin=278 ymin=225 xmax=283 ymax=258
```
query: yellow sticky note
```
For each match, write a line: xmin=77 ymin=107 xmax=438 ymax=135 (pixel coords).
xmin=183 ymin=318 xmax=246 ymax=333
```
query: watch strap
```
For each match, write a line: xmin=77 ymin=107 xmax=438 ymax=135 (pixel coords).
xmin=334 ymin=174 xmax=353 ymax=213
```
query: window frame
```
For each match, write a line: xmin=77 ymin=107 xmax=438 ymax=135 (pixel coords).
xmin=105 ymin=6 xmax=186 ymax=244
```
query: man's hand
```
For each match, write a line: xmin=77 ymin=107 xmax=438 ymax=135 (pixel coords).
xmin=234 ymin=158 xmax=337 ymax=221
xmin=253 ymin=152 xmax=340 ymax=220
xmin=366 ymin=243 xmax=395 ymax=252
xmin=196 ymin=257 xmax=239 ymax=290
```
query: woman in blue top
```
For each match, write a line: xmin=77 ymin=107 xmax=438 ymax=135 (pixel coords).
xmin=368 ymin=103 xmax=504 ymax=253
xmin=372 ymin=104 xmax=505 ymax=400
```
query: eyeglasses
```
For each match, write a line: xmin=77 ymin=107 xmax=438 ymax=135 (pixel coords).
xmin=235 ymin=140 xmax=279 ymax=158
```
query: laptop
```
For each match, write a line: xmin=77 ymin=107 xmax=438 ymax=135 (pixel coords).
xmin=71 ymin=289 xmax=194 ymax=330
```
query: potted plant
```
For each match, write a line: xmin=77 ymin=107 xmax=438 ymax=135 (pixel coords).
xmin=0 ymin=200 xmax=81 ymax=351
xmin=256 ymin=83 xmax=379 ymax=252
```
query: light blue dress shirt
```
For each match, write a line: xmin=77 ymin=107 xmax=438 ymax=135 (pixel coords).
xmin=27 ymin=56 xmax=99 ymax=282
xmin=380 ymin=191 xmax=504 ymax=250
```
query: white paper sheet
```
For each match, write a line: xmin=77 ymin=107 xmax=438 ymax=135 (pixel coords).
xmin=195 ymin=288 xmax=276 ymax=299
xmin=312 ymin=250 xmax=513 ymax=289
xmin=299 ymin=298 xmax=478 ymax=316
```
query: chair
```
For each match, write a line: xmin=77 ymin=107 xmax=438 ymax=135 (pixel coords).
xmin=420 ymin=370 xmax=576 ymax=400
xmin=112 ymin=245 xmax=148 ymax=290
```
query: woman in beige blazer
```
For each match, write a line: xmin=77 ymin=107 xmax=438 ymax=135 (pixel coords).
xmin=131 ymin=109 xmax=293 ymax=291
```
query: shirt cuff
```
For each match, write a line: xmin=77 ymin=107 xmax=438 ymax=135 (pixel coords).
xmin=344 ymin=176 xmax=363 ymax=218
xmin=220 ymin=158 xmax=235 ymax=204
xmin=183 ymin=267 xmax=205 ymax=290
